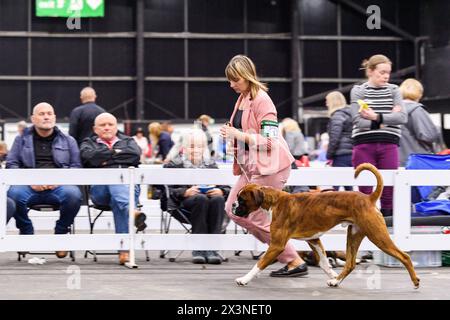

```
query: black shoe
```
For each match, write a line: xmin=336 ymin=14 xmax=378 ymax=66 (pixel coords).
xmin=361 ymin=251 xmax=373 ymax=260
xmin=192 ymin=251 xmax=206 ymax=264
xmin=270 ymin=263 xmax=308 ymax=277
xmin=205 ymin=251 xmax=222 ymax=265
xmin=134 ymin=212 xmax=147 ymax=231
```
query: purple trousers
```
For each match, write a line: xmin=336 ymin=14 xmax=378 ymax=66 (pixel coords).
xmin=352 ymin=142 xmax=399 ymax=210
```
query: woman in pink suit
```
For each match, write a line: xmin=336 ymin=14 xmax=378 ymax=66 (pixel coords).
xmin=220 ymin=55 xmax=307 ymax=277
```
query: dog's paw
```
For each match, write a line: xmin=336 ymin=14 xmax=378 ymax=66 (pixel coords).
xmin=235 ymin=276 xmax=250 ymax=286
xmin=414 ymin=277 xmax=420 ymax=289
xmin=327 ymin=278 xmax=340 ymax=287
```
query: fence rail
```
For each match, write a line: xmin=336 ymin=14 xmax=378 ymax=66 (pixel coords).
xmin=1 ymin=167 xmax=449 ymax=257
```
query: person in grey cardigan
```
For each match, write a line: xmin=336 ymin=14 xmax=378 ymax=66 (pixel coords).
xmin=281 ymin=118 xmax=306 ymax=159
xmin=325 ymin=91 xmax=353 ymax=191
xmin=398 ymin=78 xmax=440 ymax=166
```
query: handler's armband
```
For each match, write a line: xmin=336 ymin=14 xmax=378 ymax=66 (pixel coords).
xmin=260 ymin=120 xmax=279 ymax=138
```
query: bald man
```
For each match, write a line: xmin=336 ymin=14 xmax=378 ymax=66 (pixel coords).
xmin=69 ymin=87 xmax=105 ymax=146
xmin=7 ymin=103 xmax=82 ymax=258
xmin=80 ymin=113 xmax=144 ymax=265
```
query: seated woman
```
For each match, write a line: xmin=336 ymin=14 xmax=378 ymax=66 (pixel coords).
xmin=163 ymin=129 xmax=230 ymax=264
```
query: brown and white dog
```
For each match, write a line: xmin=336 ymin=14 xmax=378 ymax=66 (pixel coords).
xmin=233 ymin=163 xmax=420 ymax=288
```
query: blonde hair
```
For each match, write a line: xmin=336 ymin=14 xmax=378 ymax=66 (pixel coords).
xmin=281 ymin=118 xmax=301 ymax=133
xmin=325 ymin=91 xmax=347 ymax=116
xmin=360 ymin=54 xmax=392 ymax=77
xmin=182 ymin=129 xmax=210 ymax=161
xmin=225 ymin=55 xmax=268 ymax=100
xmin=148 ymin=122 xmax=161 ymax=147
xmin=198 ymin=114 xmax=213 ymax=124
xmin=399 ymin=78 xmax=423 ymax=102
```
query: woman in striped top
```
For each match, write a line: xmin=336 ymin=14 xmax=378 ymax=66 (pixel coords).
xmin=350 ymin=54 xmax=407 ymax=217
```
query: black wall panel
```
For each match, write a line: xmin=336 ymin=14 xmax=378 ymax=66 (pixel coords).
xmin=189 ymin=82 xmax=236 ymax=120
xmin=93 ymin=39 xmax=135 ymax=76
xmin=0 ymin=0 xmax=428 ymax=121
xmin=144 ymin=0 xmax=184 ymax=32
xmin=0 ymin=39 xmax=28 ymax=75
xmin=189 ymin=40 xmax=244 ymax=77
xmin=300 ymin=0 xmax=337 ymax=35
xmin=0 ymin=81 xmax=27 ymax=119
xmin=303 ymin=41 xmax=338 ymax=78
xmin=32 ymin=38 xmax=89 ymax=76
xmin=0 ymin=0 xmax=28 ymax=31
xmin=267 ymin=83 xmax=291 ymax=120
xmin=145 ymin=39 xmax=184 ymax=76
xmin=189 ymin=0 xmax=243 ymax=33
xmin=93 ymin=81 xmax=136 ymax=120
xmin=145 ymin=82 xmax=184 ymax=120
xmin=248 ymin=40 xmax=290 ymax=78
xmin=247 ymin=0 xmax=290 ymax=33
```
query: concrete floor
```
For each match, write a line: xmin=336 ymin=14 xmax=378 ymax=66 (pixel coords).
xmin=0 ymin=250 xmax=449 ymax=300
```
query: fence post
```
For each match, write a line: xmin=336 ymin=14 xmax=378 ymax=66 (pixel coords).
xmin=0 ymin=180 xmax=7 ymax=242
xmin=125 ymin=166 xmax=138 ymax=268
xmin=393 ymin=170 xmax=411 ymax=250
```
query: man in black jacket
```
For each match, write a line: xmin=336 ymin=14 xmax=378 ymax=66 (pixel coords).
xmin=80 ymin=113 xmax=145 ymax=265
xmin=163 ymin=129 xmax=230 ymax=264
xmin=69 ymin=87 xmax=105 ymax=146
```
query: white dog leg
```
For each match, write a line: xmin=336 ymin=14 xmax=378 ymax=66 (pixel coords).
xmin=235 ymin=264 xmax=261 ymax=286
xmin=310 ymin=243 xmax=338 ymax=280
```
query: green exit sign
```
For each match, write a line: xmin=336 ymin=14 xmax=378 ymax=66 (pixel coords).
xmin=36 ymin=0 xmax=105 ymax=18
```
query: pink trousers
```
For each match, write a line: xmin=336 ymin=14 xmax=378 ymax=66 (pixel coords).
xmin=225 ymin=163 xmax=299 ymax=264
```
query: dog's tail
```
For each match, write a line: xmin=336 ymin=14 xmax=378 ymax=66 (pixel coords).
xmin=354 ymin=163 xmax=383 ymax=204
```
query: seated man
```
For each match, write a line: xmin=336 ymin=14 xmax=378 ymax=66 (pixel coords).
xmin=6 ymin=197 xmax=15 ymax=225
xmin=80 ymin=113 xmax=145 ymax=265
xmin=7 ymin=102 xmax=82 ymax=258
xmin=163 ymin=129 xmax=230 ymax=264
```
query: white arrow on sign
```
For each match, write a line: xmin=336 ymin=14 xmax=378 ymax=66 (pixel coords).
xmin=86 ymin=0 xmax=102 ymax=10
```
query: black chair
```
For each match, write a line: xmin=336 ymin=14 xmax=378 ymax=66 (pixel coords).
xmin=156 ymin=185 xmax=227 ymax=262
xmin=17 ymin=203 xmax=75 ymax=262
xmin=233 ymin=225 xmax=264 ymax=260
xmin=82 ymin=186 xmax=149 ymax=262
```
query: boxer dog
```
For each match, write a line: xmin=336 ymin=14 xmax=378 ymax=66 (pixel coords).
xmin=233 ymin=163 xmax=420 ymax=288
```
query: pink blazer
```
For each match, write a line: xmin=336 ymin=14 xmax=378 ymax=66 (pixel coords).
xmin=229 ymin=90 xmax=294 ymax=176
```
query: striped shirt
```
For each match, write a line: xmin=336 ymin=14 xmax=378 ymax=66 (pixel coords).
xmin=350 ymin=82 xmax=406 ymax=145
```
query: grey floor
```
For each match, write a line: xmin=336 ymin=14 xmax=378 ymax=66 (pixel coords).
xmin=0 ymin=250 xmax=449 ymax=300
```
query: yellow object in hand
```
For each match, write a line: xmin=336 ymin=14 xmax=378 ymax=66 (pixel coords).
xmin=357 ymin=99 xmax=369 ymax=112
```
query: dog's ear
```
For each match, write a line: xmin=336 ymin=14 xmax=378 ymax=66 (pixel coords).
xmin=252 ymin=188 xmax=264 ymax=207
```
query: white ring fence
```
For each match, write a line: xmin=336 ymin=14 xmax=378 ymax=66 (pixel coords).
xmin=1 ymin=167 xmax=450 ymax=264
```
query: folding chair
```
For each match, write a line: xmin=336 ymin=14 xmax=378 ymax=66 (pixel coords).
xmin=233 ymin=225 xmax=264 ymax=260
xmin=17 ymin=203 xmax=76 ymax=262
xmin=82 ymin=186 xmax=149 ymax=262
xmin=156 ymin=185 xmax=227 ymax=262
